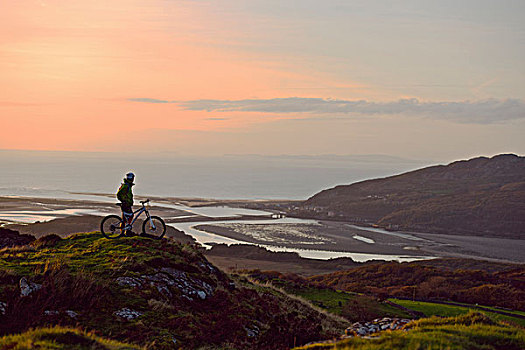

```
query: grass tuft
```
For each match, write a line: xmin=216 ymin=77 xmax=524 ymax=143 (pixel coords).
xmin=0 ymin=326 xmax=141 ymax=349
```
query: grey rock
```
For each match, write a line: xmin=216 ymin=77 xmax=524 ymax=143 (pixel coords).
xmin=142 ymin=273 xmax=175 ymax=299
xmin=245 ymin=325 xmax=260 ymax=338
xmin=20 ymin=277 xmax=42 ymax=297
xmin=157 ymin=285 xmax=173 ymax=298
xmin=116 ymin=276 xmax=143 ymax=288
xmin=65 ymin=310 xmax=78 ymax=318
xmin=125 ymin=268 xmax=217 ymax=301
xmin=357 ymin=327 xmax=367 ymax=336
xmin=145 ymin=272 xmax=175 ymax=286
xmin=114 ymin=308 xmax=142 ymax=320
xmin=346 ymin=317 xmax=414 ymax=337
xmin=158 ymin=268 xmax=214 ymax=301
xmin=198 ymin=261 xmax=217 ymax=274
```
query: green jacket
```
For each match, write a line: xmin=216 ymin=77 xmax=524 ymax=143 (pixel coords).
xmin=117 ymin=179 xmax=134 ymax=206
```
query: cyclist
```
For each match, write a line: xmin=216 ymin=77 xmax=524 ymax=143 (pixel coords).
xmin=117 ymin=172 xmax=135 ymax=235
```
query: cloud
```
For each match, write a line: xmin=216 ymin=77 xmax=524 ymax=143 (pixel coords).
xmin=128 ymin=98 xmax=174 ymax=104
xmin=205 ymin=117 xmax=229 ymax=121
xmin=129 ymin=97 xmax=525 ymax=124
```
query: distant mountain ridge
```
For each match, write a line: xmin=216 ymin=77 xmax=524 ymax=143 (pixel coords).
xmin=300 ymin=154 xmax=525 ymax=238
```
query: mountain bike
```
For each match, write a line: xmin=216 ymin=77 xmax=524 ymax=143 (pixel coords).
xmin=100 ymin=199 xmax=166 ymax=239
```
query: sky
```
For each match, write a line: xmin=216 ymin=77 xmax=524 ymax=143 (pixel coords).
xmin=1 ymin=0 xmax=524 ymax=161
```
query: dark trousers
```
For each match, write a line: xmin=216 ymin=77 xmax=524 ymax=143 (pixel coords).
xmin=121 ymin=204 xmax=133 ymax=224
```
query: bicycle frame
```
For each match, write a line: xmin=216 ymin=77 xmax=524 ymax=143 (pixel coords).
xmin=123 ymin=202 xmax=156 ymax=230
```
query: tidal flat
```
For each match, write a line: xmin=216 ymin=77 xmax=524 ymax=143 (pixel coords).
xmin=1 ymin=196 xmax=524 ymax=264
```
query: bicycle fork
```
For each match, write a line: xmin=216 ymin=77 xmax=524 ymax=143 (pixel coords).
xmin=145 ymin=214 xmax=157 ymax=230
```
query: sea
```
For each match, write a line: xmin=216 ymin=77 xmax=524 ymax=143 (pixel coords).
xmin=0 ymin=150 xmax=429 ymax=200
xmin=0 ymin=150 xmax=437 ymax=262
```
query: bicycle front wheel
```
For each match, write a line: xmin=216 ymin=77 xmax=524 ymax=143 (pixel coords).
xmin=142 ymin=216 xmax=166 ymax=239
xmin=100 ymin=215 xmax=125 ymax=239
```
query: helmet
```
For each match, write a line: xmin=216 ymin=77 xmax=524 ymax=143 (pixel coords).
xmin=125 ymin=172 xmax=135 ymax=182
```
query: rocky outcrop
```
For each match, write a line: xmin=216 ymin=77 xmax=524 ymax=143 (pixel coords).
xmin=345 ymin=317 xmax=412 ymax=336
xmin=44 ymin=310 xmax=78 ymax=318
xmin=114 ymin=308 xmax=143 ymax=320
xmin=19 ymin=277 xmax=41 ymax=297
xmin=65 ymin=310 xmax=78 ymax=318
xmin=116 ymin=267 xmax=215 ymax=301
xmin=116 ymin=276 xmax=143 ymax=288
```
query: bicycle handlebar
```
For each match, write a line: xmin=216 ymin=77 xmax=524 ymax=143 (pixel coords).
xmin=140 ymin=199 xmax=150 ymax=204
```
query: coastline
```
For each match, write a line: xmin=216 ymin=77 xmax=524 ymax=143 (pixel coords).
xmin=1 ymin=195 xmax=524 ymax=265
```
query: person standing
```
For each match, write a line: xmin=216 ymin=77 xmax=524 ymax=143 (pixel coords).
xmin=117 ymin=172 xmax=135 ymax=235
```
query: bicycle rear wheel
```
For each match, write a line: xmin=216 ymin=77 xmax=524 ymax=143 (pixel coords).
xmin=100 ymin=215 xmax=125 ymax=239
xmin=142 ymin=216 xmax=166 ymax=239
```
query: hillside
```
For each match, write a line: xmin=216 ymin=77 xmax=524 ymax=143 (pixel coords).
xmin=0 ymin=232 xmax=346 ymax=349
xmin=8 ymin=215 xmax=195 ymax=243
xmin=299 ymin=154 xmax=525 ymax=238
xmin=295 ymin=312 xmax=525 ymax=350
xmin=308 ymin=261 xmax=525 ymax=311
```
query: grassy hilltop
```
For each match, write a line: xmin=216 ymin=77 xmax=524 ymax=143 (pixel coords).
xmin=295 ymin=312 xmax=525 ymax=350
xmin=0 ymin=232 xmax=346 ymax=349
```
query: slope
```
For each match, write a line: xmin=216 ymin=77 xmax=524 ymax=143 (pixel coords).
xmin=295 ymin=312 xmax=525 ymax=350
xmin=0 ymin=232 xmax=346 ymax=349
xmin=300 ymin=154 xmax=525 ymax=237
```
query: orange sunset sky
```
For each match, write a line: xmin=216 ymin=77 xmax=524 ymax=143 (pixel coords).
xmin=1 ymin=0 xmax=524 ymax=160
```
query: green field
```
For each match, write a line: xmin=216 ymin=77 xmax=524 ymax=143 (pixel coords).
xmin=390 ymin=299 xmax=525 ymax=327
xmin=454 ymin=303 xmax=525 ymax=317
xmin=283 ymin=287 xmax=410 ymax=320
xmin=289 ymin=288 xmax=353 ymax=315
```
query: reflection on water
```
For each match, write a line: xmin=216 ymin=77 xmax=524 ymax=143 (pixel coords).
xmin=171 ymin=219 xmax=432 ymax=262
xmin=260 ymin=245 xmax=430 ymax=263
xmin=0 ymin=201 xmax=433 ymax=262
xmin=352 ymin=235 xmax=375 ymax=244
xmin=215 ymin=222 xmax=334 ymax=246
xmin=346 ymin=224 xmax=428 ymax=241
xmin=156 ymin=203 xmax=272 ymax=217
xmin=1 ymin=189 xmax=116 ymax=203
xmin=0 ymin=209 xmax=109 ymax=224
